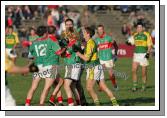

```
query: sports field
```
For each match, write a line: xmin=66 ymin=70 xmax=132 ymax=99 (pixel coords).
xmin=6 ymin=57 xmax=155 ymax=106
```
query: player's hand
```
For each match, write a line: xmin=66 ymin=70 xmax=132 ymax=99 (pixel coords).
xmin=10 ymin=49 xmax=16 ymax=55
xmin=145 ymin=52 xmax=150 ymax=59
xmin=112 ymin=55 xmax=118 ymax=62
xmin=58 ymin=38 xmax=69 ymax=48
xmin=29 ymin=63 xmax=39 ymax=72
xmin=125 ymin=40 xmax=131 ymax=45
xmin=72 ymin=44 xmax=80 ymax=52
xmin=22 ymin=40 xmax=32 ymax=47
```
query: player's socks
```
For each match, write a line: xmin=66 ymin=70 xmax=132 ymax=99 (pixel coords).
xmin=110 ymin=75 xmax=118 ymax=89
xmin=94 ymin=99 xmax=100 ymax=106
xmin=68 ymin=98 xmax=74 ymax=106
xmin=25 ymin=99 xmax=31 ymax=106
xmin=76 ymin=99 xmax=81 ymax=105
xmin=49 ymin=95 xmax=55 ymax=105
xmin=141 ymin=83 xmax=146 ymax=91
xmin=57 ymin=96 xmax=64 ymax=106
xmin=110 ymin=97 xmax=119 ymax=106
xmin=132 ymin=81 xmax=138 ymax=91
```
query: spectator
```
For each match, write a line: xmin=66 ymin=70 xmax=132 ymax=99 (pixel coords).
xmin=120 ymin=5 xmax=129 ymax=13
xmin=67 ymin=11 xmax=80 ymax=29
xmin=121 ymin=23 xmax=131 ymax=37
xmin=58 ymin=15 xmax=68 ymax=35
xmin=22 ymin=5 xmax=33 ymax=20
xmin=128 ymin=11 xmax=137 ymax=27
xmin=151 ymin=29 xmax=155 ymax=46
xmin=28 ymin=27 xmax=39 ymax=42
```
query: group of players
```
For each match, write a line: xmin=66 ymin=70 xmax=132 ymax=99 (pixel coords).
xmin=5 ymin=18 xmax=153 ymax=106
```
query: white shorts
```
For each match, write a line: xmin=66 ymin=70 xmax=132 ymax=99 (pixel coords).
xmin=5 ymin=86 xmax=16 ymax=106
xmin=33 ymin=65 xmax=58 ymax=79
xmin=64 ymin=63 xmax=81 ymax=81
xmin=133 ymin=53 xmax=149 ymax=66
xmin=100 ymin=60 xmax=114 ymax=68
xmin=6 ymin=48 xmax=17 ymax=58
xmin=86 ymin=65 xmax=104 ymax=81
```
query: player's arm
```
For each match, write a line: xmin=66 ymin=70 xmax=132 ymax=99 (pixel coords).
xmin=76 ymin=42 xmax=93 ymax=62
xmin=50 ymin=39 xmax=66 ymax=55
xmin=145 ymin=32 xmax=153 ymax=59
xmin=13 ymin=32 xmax=20 ymax=48
xmin=113 ymin=40 xmax=118 ymax=55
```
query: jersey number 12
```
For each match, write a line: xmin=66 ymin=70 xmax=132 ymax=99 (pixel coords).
xmin=35 ymin=44 xmax=47 ymax=56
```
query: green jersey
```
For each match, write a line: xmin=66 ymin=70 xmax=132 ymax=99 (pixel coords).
xmin=28 ymin=35 xmax=39 ymax=42
xmin=95 ymin=35 xmax=113 ymax=61
xmin=63 ymin=40 xmax=81 ymax=65
xmin=133 ymin=31 xmax=152 ymax=53
xmin=29 ymin=36 xmax=61 ymax=66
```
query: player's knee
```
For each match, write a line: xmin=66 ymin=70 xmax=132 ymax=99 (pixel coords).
xmin=132 ymin=68 xmax=137 ymax=74
xmin=86 ymin=86 xmax=93 ymax=92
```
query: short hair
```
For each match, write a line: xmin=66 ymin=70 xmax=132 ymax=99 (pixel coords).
xmin=8 ymin=25 xmax=13 ymax=29
xmin=47 ymin=26 xmax=56 ymax=34
xmin=65 ymin=18 xmax=74 ymax=25
xmin=36 ymin=26 xmax=47 ymax=36
xmin=84 ymin=27 xmax=95 ymax=37
xmin=97 ymin=24 xmax=104 ymax=29
xmin=29 ymin=27 xmax=36 ymax=32
xmin=136 ymin=22 xmax=144 ymax=27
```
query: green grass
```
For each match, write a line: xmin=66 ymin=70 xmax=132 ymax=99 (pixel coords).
xmin=6 ymin=57 xmax=155 ymax=106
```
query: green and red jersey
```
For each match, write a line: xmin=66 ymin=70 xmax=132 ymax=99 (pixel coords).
xmin=29 ymin=35 xmax=61 ymax=66
xmin=95 ymin=34 xmax=113 ymax=61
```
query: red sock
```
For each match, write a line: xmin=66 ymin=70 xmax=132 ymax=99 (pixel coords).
xmin=110 ymin=75 xmax=116 ymax=86
xmin=25 ymin=99 xmax=31 ymax=106
xmin=57 ymin=96 xmax=63 ymax=103
xmin=67 ymin=98 xmax=74 ymax=106
xmin=76 ymin=99 xmax=81 ymax=105
xmin=50 ymin=95 xmax=55 ymax=102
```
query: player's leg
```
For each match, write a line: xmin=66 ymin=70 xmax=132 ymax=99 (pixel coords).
xmin=5 ymin=86 xmax=16 ymax=106
xmin=64 ymin=79 xmax=74 ymax=105
xmin=86 ymin=79 xmax=99 ymax=105
xmin=99 ymin=79 xmax=119 ymax=106
xmin=108 ymin=68 xmax=118 ymax=90
xmin=8 ymin=66 xmax=29 ymax=74
xmin=132 ymin=62 xmax=139 ymax=91
xmin=76 ymin=79 xmax=88 ymax=106
xmin=71 ymin=81 xmax=81 ymax=105
xmin=56 ymin=90 xmax=63 ymax=105
xmin=141 ymin=66 xmax=147 ymax=91
xmin=49 ymin=77 xmax=64 ymax=105
xmin=25 ymin=77 xmax=41 ymax=106
xmin=39 ymin=77 xmax=55 ymax=105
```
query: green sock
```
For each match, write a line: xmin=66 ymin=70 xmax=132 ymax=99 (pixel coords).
xmin=111 ymin=97 xmax=119 ymax=106
xmin=142 ymin=83 xmax=146 ymax=90
xmin=94 ymin=99 xmax=100 ymax=106
xmin=133 ymin=81 xmax=138 ymax=89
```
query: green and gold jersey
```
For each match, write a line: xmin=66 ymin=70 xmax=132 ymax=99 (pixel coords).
xmin=5 ymin=32 xmax=19 ymax=49
xmin=84 ymin=38 xmax=99 ymax=66
xmin=133 ymin=31 xmax=153 ymax=53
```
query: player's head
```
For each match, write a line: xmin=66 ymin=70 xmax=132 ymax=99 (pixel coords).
xmin=65 ymin=18 xmax=74 ymax=32
xmin=8 ymin=26 xmax=13 ymax=34
xmin=97 ymin=24 xmax=104 ymax=36
xmin=83 ymin=27 xmax=95 ymax=41
xmin=47 ymin=26 xmax=56 ymax=35
xmin=136 ymin=22 xmax=144 ymax=33
xmin=36 ymin=26 xmax=47 ymax=37
xmin=29 ymin=27 xmax=36 ymax=35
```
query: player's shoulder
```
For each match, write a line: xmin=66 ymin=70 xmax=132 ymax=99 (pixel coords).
xmin=132 ymin=32 xmax=138 ymax=36
xmin=143 ymin=31 xmax=151 ymax=36
xmin=87 ymin=38 xmax=95 ymax=45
